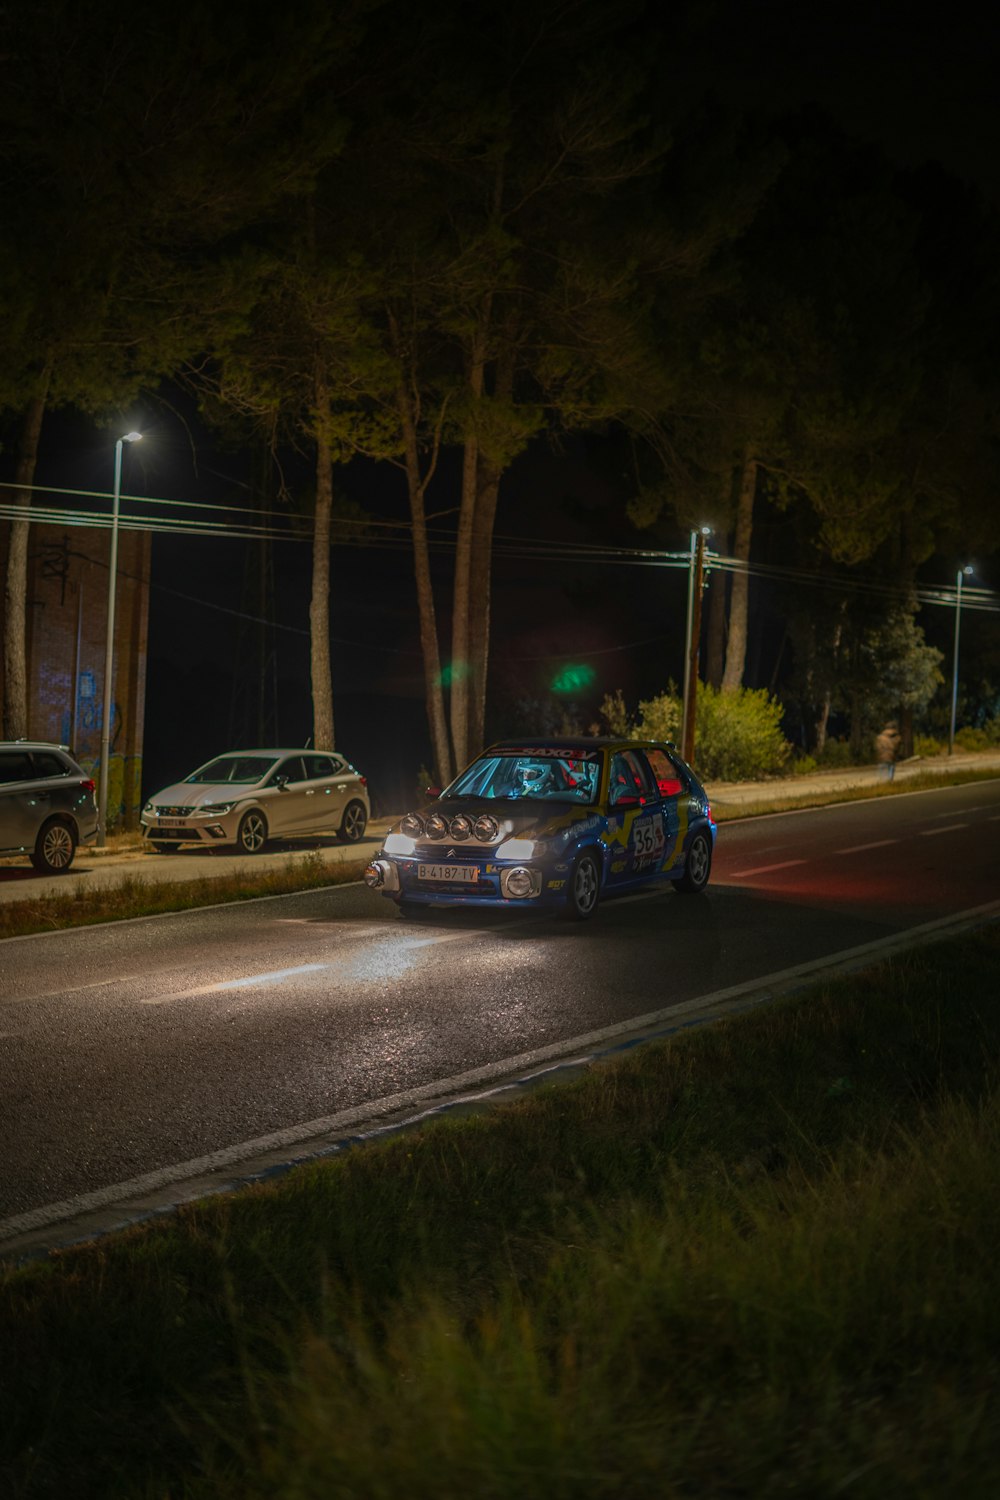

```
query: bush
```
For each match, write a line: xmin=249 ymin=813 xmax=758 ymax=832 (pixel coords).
xmin=817 ymin=737 xmax=858 ymax=769
xmin=955 ymin=726 xmax=991 ymax=752
xmin=792 ymin=753 xmax=818 ymax=776
xmin=600 ymin=683 xmax=792 ymax=782
xmin=914 ymin=734 xmax=945 ymax=758
xmin=687 ymin=683 xmax=792 ymax=780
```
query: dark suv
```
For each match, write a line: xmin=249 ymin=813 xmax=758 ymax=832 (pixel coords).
xmin=0 ymin=741 xmax=98 ymax=873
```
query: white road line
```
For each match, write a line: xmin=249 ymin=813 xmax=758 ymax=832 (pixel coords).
xmin=919 ymin=824 xmax=969 ymax=836
xmin=137 ymin=922 xmax=518 ymax=1006
xmin=730 ymin=859 xmax=806 ymax=878
xmin=928 ymin=805 xmax=994 ymax=818
xmin=141 ymin=962 xmax=329 ymax=1005
xmin=835 ymin=839 xmax=899 ymax=854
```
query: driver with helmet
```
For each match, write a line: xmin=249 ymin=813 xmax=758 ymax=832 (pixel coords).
xmin=517 ymin=762 xmax=552 ymax=796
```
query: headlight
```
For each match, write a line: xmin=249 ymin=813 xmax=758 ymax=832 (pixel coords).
xmin=497 ymin=837 xmax=544 ymax=860
xmin=142 ymin=802 xmax=153 ymax=815
xmin=383 ymin=831 xmax=417 ymax=855
xmin=449 ymin=814 xmax=473 ymax=841
xmin=474 ymin=814 xmax=500 ymax=842
xmin=401 ymin=812 xmax=424 ymax=838
xmin=425 ymin=812 xmax=449 ymax=839
xmin=201 ymin=802 xmax=234 ymax=815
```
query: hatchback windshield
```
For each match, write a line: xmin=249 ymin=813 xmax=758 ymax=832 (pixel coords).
xmin=185 ymin=755 xmax=278 ymax=784
xmin=446 ymin=752 xmax=600 ymax=803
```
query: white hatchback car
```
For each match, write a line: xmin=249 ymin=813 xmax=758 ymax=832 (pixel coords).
xmin=141 ymin=748 xmax=370 ymax=855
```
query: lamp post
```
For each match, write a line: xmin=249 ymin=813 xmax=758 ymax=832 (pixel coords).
xmin=97 ymin=431 xmax=142 ymax=846
xmin=948 ymin=565 xmax=973 ymax=756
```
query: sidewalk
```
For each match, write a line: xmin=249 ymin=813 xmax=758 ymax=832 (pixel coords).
xmin=705 ymin=748 xmax=1000 ymax=812
xmin=0 ymin=818 xmax=398 ymax=906
xmin=2 ymin=751 xmax=998 ymax=907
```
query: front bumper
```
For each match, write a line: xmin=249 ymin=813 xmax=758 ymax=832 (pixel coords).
xmin=365 ymin=854 xmax=559 ymax=907
xmin=141 ymin=813 xmax=237 ymax=845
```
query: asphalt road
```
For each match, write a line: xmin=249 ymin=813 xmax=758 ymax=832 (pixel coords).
xmin=2 ymin=776 xmax=999 ymax=1257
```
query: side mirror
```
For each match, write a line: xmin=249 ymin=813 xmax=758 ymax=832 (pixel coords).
xmin=424 ymin=785 xmax=441 ymax=800
xmin=273 ymin=775 xmax=289 ymax=790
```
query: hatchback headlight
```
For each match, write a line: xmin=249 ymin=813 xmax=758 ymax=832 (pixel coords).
xmin=425 ymin=812 xmax=449 ymax=839
xmin=201 ymin=802 xmax=234 ymax=815
xmin=401 ymin=812 xmax=424 ymax=838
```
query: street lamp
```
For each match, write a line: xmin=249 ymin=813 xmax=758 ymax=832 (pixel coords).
xmin=948 ymin=565 xmax=974 ymax=756
xmin=97 ymin=431 xmax=142 ymax=846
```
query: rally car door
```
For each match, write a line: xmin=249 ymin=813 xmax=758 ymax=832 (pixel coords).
xmin=605 ymin=749 xmax=673 ymax=888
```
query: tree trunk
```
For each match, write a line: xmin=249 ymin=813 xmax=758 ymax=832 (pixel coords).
xmin=397 ymin=381 xmax=452 ymax=787
xmin=465 ymin=342 xmax=512 ymax=759
xmin=311 ymin=390 xmax=335 ymax=752
xmin=467 ymin=452 xmax=501 ymax=758
xmin=2 ymin=381 xmax=49 ymax=738
xmin=899 ymin=704 xmax=913 ymax=760
xmin=450 ymin=339 xmax=485 ymax=771
xmin=721 ymin=453 xmax=757 ymax=693
xmin=814 ymin=691 xmax=832 ymax=755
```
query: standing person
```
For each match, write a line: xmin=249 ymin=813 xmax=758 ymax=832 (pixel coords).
xmin=876 ymin=721 xmax=901 ymax=781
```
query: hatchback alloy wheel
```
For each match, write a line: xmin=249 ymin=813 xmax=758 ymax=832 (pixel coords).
xmin=237 ymin=810 xmax=268 ymax=854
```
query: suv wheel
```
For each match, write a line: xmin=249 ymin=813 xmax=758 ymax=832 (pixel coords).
xmin=32 ymin=819 xmax=77 ymax=874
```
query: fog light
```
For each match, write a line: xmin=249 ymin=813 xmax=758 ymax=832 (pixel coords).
xmin=501 ymin=866 xmax=539 ymax=899
xmin=364 ymin=859 xmax=400 ymax=892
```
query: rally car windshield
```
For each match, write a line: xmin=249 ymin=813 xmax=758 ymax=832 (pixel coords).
xmin=185 ymin=756 xmax=279 ymax=784
xmin=446 ymin=753 xmax=600 ymax=804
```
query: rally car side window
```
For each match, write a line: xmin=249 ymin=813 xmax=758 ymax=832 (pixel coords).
xmin=643 ymin=747 xmax=684 ymax=798
xmin=609 ymin=750 xmax=656 ymax=805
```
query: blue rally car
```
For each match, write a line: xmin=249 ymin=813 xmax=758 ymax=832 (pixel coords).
xmin=364 ymin=737 xmax=716 ymax=920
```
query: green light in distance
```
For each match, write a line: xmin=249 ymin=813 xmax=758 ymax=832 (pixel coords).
xmin=551 ymin=663 xmax=596 ymax=694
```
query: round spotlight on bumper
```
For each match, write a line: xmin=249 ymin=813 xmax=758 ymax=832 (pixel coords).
xmin=501 ymin=866 xmax=540 ymax=899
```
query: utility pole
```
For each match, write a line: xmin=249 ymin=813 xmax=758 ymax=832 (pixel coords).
xmin=949 ymin=565 xmax=973 ymax=754
xmin=681 ymin=527 xmax=709 ymax=764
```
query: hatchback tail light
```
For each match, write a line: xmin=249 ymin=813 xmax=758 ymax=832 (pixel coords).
xmin=81 ymin=778 xmax=96 ymax=793
xmin=359 ymin=775 xmax=368 ymax=786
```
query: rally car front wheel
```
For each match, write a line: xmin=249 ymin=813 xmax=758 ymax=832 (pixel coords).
xmin=564 ymin=851 xmax=600 ymax=921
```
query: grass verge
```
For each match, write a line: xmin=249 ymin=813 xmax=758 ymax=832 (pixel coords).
xmin=0 ymin=850 xmax=367 ymax=941
xmin=2 ymin=925 xmax=999 ymax=1497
